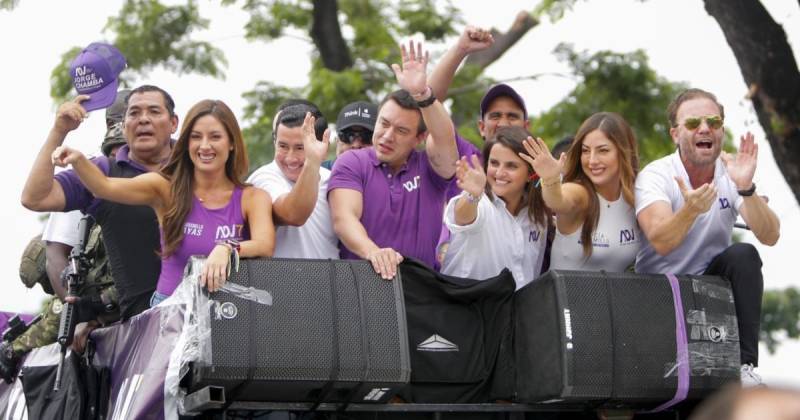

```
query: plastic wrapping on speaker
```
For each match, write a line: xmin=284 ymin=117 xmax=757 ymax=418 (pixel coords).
xmin=162 ymin=256 xmax=280 ymax=417
xmin=662 ymin=309 xmax=741 ymax=379
xmin=161 ymin=256 xmax=215 ymax=417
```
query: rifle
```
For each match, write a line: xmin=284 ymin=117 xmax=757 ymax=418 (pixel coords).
xmin=1 ymin=314 xmax=42 ymax=344
xmin=54 ymin=215 xmax=94 ymax=392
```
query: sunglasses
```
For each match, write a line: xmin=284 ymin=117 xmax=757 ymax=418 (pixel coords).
xmin=338 ymin=130 xmax=372 ymax=145
xmin=681 ymin=115 xmax=723 ymax=130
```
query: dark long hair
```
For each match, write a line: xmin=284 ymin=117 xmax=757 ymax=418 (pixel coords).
xmin=160 ymin=100 xmax=249 ymax=257
xmin=563 ymin=112 xmax=639 ymax=258
xmin=481 ymin=126 xmax=550 ymax=229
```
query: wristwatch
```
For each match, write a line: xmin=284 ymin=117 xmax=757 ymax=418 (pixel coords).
xmin=461 ymin=190 xmax=481 ymax=204
xmin=225 ymin=239 xmax=242 ymax=252
xmin=737 ymin=183 xmax=756 ymax=197
xmin=413 ymin=87 xmax=437 ymax=108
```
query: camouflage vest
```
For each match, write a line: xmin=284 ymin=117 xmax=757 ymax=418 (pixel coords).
xmin=81 ymin=223 xmax=116 ymax=303
xmin=19 ymin=223 xmax=115 ymax=301
xmin=18 ymin=234 xmax=51 ymax=295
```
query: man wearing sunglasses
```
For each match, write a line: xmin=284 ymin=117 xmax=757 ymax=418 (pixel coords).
xmin=635 ymin=88 xmax=780 ymax=386
xmin=322 ymin=101 xmax=377 ymax=170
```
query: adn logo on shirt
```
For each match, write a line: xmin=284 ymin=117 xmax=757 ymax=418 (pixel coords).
xmin=619 ymin=228 xmax=638 ymax=245
xmin=403 ymin=175 xmax=421 ymax=192
xmin=216 ymin=223 xmax=245 ymax=240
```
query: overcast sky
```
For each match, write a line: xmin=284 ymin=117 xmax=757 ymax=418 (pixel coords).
xmin=1 ymin=0 xmax=798 ymax=385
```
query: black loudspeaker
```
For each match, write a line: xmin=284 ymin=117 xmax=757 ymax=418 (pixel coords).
xmin=188 ymin=258 xmax=410 ymax=404
xmin=514 ymin=270 xmax=740 ymax=406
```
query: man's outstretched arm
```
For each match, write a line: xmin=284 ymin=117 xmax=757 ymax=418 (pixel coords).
xmin=21 ymin=97 xmax=90 ymax=211
xmin=329 ymin=188 xmax=402 ymax=280
xmin=428 ymin=26 xmax=494 ymax=102
xmin=392 ymin=41 xmax=458 ymax=179
xmin=638 ymin=178 xmax=718 ymax=256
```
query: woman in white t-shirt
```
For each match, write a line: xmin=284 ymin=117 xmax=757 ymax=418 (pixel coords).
xmin=441 ymin=126 xmax=550 ymax=290
xmin=521 ymin=112 xmax=640 ymax=272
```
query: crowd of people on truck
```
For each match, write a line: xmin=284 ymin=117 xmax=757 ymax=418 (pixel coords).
xmin=2 ymin=26 xmax=781 ymax=389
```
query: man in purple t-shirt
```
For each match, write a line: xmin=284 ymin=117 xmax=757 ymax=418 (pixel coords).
xmin=328 ymin=41 xmax=460 ymax=279
xmin=21 ymin=85 xmax=178 ymax=320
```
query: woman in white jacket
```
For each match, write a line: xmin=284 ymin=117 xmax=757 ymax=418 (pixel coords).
xmin=440 ymin=126 xmax=550 ymax=290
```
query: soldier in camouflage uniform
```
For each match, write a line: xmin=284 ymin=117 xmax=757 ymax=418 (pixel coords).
xmin=0 ymin=91 xmax=130 ymax=383
xmin=0 ymin=211 xmax=120 ymax=383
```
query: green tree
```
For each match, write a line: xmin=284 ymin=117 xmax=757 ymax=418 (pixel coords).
xmin=761 ymin=287 xmax=800 ymax=354
xmin=530 ymin=44 xmax=686 ymax=167
xmin=0 ymin=0 xmax=18 ymax=10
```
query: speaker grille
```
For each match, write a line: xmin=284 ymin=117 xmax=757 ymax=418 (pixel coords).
xmin=192 ymin=258 xmax=410 ymax=402
xmin=514 ymin=270 xmax=740 ymax=406
xmin=254 ymin=260 xmax=335 ymax=381
xmin=561 ymin=272 xmax=613 ymax=397
xmin=349 ymin=262 xmax=407 ymax=381
xmin=611 ymin=273 xmax=676 ymax=400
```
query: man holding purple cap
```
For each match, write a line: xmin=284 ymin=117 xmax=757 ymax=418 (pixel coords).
xmin=69 ymin=42 xmax=127 ymax=112
xmin=21 ymin=66 xmax=178 ymax=320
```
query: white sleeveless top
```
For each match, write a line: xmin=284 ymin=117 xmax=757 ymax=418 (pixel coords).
xmin=550 ymin=193 xmax=641 ymax=272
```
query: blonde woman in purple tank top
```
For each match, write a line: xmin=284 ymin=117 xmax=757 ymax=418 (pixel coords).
xmin=52 ymin=99 xmax=277 ymax=297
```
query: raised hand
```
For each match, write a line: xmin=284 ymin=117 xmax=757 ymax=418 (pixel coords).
xmin=721 ymin=132 xmax=758 ymax=190
xmin=51 ymin=145 xmax=86 ymax=168
xmin=675 ymin=177 xmax=717 ymax=216
xmin=519 ymin=136 xmax=564 ymax=181
xmin=456 ymin=154 xmax=486 ymax=198
xmin=456 ymin=26 xmax=494 ymax=55
xmin=391 ymin=40 xmax=429 ymax=97
xmin=54 ymin=95 xmax=90 ymax=134
xmin=301 ymin=112 xmax=330 ymax=165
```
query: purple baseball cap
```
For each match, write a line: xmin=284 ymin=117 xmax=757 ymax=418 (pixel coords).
xmin=479 ymin=83 xmax=528 ymax=121
xmin=70 ymin=42 xmax=127 ymax=112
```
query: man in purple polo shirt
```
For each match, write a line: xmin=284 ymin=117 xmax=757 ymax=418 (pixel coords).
xmin=21 ymin=85 xmax=178 ymax=320
xmin=328 ymin=41 xmax=461 ymax=279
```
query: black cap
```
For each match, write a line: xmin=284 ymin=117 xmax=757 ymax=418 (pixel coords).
xmin=336 ymin=101 xmax=377 ymax=132
xmin=479 ymin=84 xmax=527 ymax=121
